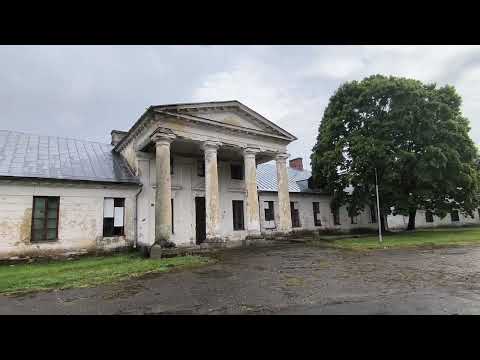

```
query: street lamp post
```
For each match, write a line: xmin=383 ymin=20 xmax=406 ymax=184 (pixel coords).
xmin=374 ymin=167 xmax=383 ymax=243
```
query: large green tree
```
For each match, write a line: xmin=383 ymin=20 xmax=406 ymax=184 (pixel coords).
xmin=311 ymin=75 xmax=480 ymax=230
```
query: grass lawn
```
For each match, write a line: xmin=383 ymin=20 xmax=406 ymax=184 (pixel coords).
xmin=311 ymin=227 xmax=480 ymax=251
xmin=0 ymin=253 xmax=212 ymax=295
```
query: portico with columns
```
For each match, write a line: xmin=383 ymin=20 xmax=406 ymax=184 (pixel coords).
xmin=113 ymin=101 xmax=297 ymax=249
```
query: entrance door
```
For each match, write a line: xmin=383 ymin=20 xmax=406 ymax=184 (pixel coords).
xmin=195 ymin=197 xmax=206 ymax=244
xmin=290 ymin=201 xmax=301 ymax=228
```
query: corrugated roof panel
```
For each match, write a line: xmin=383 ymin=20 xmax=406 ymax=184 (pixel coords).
xmin=0 ymin=130 xmax=139 ymax=184
xmin=256 ymin=163 xmax=312 ymax=193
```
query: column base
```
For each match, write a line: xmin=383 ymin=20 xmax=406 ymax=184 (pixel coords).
xmin=204 ymin=236 xmax=224 ymax=244
xmin=245 ymin=231 xmax=263 ymax=240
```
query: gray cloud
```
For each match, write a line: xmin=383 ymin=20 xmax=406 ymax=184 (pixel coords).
xmin=1 ymin=45 xmax=479 ymax=170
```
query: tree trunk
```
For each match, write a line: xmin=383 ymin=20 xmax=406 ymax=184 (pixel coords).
xmin=407 ymin=208 xmax=416 ymax=231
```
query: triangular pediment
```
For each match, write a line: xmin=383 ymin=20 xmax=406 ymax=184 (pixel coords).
xmin=153 ymin=100 xmax=297 ymax=141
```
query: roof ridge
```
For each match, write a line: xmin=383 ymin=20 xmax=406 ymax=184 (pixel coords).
xmin=0 ymin=129 xmax=111 ymax=147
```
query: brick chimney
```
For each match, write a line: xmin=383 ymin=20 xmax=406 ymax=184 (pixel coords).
xmin=111 ymin=130 xmax=128 ymax=146
xmin=289 ymin=157 xmax=303 ymax=171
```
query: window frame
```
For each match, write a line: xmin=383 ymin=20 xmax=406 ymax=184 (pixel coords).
xmin=332 ymin=207 xmax=341 ymax=225
xmin=197 ymin=159 xmax=205 ymax=177
xmin=230 ymin=163 xmax=244 ymax=180
xmin=103 ymin=197 xmax=125 ymax=237
xmin=171 ymin=198 xmax=174 ymax=234
xmin=370 ymin=205 xmax=377 ymax=223
xmin=290 ymin=201 xmax=301 ymax=228
xmin=232 ymin=200 xmax=245 ymax=231
xmin=264 ymin=201 xmax=275 ymax=222
xmin=425 ymin=210 xmax=434 ymax=223
xmin=313 ymin=202 xmax=321 ymax=226
xmin=31 ymin=196 xmax=60 ymax=243
xmin=451 ymin=210 xmax=460 ymax=222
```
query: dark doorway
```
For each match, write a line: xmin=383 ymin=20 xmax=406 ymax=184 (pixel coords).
xmin=290 ymin=202 xmax=301 ymax=228
xmin=195 ymin=197 xmax=206 ymax=244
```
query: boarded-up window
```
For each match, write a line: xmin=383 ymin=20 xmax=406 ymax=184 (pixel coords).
xmin=313 ymin=202 xmax=321 ymax=226
xmin=104 ymin=198 xmax=125 ymax=236
xmin=31 ymin=196 xmax=59 ymax=242
xmin=264 ymin=201 xmax=275 ymax=221
xmin=451 ymin=210 xmax=460 ymax=222
xmin=232 ymin=200 xmax=245 ymax=230
xmin=290 ymin=202 xmax=301 ymax=228
xmin=231 ymin=163 xmax=244 ymax=180
xmin=425 ymin=210 xmax=434 ymax=223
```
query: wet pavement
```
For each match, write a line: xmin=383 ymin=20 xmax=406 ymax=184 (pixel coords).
xmin=1 ymin=243 xmax=480 ymax=314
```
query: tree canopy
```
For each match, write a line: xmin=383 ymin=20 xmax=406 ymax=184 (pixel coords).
xmin=310 ymin=74 xmax=480 ymax=230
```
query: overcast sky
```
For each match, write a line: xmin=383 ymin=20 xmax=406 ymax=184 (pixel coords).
xmin=1 ymin=45 xmax=479 ymax=170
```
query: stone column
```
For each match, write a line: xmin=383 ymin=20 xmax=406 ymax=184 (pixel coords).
xmin=203 ymin=140 xmax=222 ymax=242
xmin=276 ymin=152 xmax=292 ymax=233
xmin=151 ymin=128 xmax=176 ymax=247
xmin=244 ymin=147 xmax=261 ymax=237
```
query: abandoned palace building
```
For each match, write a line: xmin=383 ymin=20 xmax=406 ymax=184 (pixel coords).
xmin=0 ymin=101 xmax=476 ymax=259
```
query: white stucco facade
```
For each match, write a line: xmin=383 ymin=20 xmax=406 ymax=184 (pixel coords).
xmin=1 ymin=100 xmax=479 ymax=259
xmin=387 ymin=209 xmax=480 ymax=230
xmin=0 ymin=180 xmax=138 ymax=259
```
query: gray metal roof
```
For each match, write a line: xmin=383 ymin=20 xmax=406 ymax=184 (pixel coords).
xmin=0 ymin=130 xmax=139 ymax=184
xmin=256 ymin=162 xmax=316 ymax=193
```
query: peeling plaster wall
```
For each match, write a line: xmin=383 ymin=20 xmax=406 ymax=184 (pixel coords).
xmin=0 ymin=181 xmax=138 ymax=259
xmin=136 ymin=154 xmax=249 ymax=247
xmin=387 ymin=210 xmax=480 ymax=230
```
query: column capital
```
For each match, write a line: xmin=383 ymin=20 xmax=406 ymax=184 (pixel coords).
xmin=243 ymin=147 xmax=261 ymax=157
xmin=151 ymin=127 xmax=176 ymax=145
xmin=275 ymin=152 xmax=290 ymax=161
xmin=202 ymin=140 xmax=222 ymax=152
xmin=135 ymin=151 xmax=154 ymax=160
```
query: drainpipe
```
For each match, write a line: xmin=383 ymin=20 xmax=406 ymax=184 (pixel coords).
xmin=134 ymin=184 xmax=144 ymax=249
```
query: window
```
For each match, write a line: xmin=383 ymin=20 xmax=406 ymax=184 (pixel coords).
xmin=197 ymin=159 xmax=205 ymax=177
xmin=332 ymin=207 xmax=340 ymax=225
xmin=103 ymin=198 xmax=125 ymax=236
xmin=313 ymin=202 xmax=321 ymax=226
xmin=231 ymin=163 xmax=243 ymax=180
xmin=370 ymin=205 xmax=377 ymax=223
xmin=31 ymin=196 xmax=59 ymax=242
xmin=171 ymin=198 xmax=174 ymax=234
xmin=290 ymin=202 xmax=301 ymax=228
xmin=350 ymin=215 xmax=358 ymax=224
xmin=264 ymin=201 xmax=275 ymax=221
xmin=451 ymin=210 xmax=460 ymax=222
xmin=232 ymin=200 xmax=245 ymax=230
xmin=425 ymin=210 xmax=434 ymax=223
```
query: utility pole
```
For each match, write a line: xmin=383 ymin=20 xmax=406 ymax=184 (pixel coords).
xmin=374 ymin=167 xmax=383 ymax=243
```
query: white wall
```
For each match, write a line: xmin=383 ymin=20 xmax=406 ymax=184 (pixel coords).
xmin=0 ymin=180 xmax=138 ymax=259
xmin=387 ymin=209 xmax=480 ymax=230
xmin=258 ymin=192 xmax=378 ymax=233
xmin=136 ymin=154 xmax=250 ymax=247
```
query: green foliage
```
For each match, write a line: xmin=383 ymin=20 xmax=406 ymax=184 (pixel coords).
xmin=311 ymin=75 xmax=480 ymax=229
xmin=0 ymin=254 xmax=212 ymax=295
